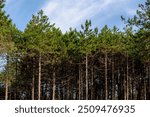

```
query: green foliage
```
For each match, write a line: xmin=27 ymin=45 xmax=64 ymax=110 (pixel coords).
xmin=0 ymin=0 xmax=15 ymax=54
xmin=79 ymin=20 xmax=98 ymax=55
xmin=24 ymin=10 xmax=53 ymax=54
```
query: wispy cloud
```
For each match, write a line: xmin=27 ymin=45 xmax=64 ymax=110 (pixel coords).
xmin=42 ymin=0 xmax=125 ymax=32
xmin=5 ymin=0 xmax=140 ymax=31
xmin=126 ymin=8 xmax=137 ymax=16
xmin=5 ymin=0 xmax=13 ymax=5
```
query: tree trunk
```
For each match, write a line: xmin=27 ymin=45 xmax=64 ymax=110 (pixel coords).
xmin=38 ymin=53 xmax=41 ymax=100
xmin=124 ymin=68 xmax=126 ymax=100
xmin=32 ymin=73 xmax=35 ymax=100
xmin=126 ymin=54 xmax=129 ymax=100
xmin=5 ymin=78 xmax=8 ymax=100
xmin=144 ymin=78 xmax=147 ymax=100
xmin=79 ymin=63 xmax=81 ymax=100
xmin=80 ymin=64 xmax=83 ymax=100
xmin=148 ymin=64 xmax=150 ymax=99
xmin=86 ymin=54 xmax=88 ymax=100
xmin=52 ymin=66 xmax=56 ymax=100
xmin=105 ymin=52 xmax=108 ymax=100
xmin=131 ymin=59 xmax=134 ymax=99
xmin=67 ymin=77 xmax=70 ymax=99
xmin=144 ymin=64 xmax=148 ymax=100
xmin=91 ymin=64 xmax=94 ymax=100
xmin=5 ymin=56 xmax=9 ymax=100
xmin=117 ymin=59 xmax=120 ymax=100
xmin=112 ymin=55 xmax=115 ymax=100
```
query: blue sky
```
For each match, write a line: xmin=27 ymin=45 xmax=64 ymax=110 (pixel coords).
xmin=4 ymin=0 xmax=146 ymax=32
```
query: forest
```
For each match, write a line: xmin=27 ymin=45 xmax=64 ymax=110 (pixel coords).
xmin=0 ymin=0 xmax=150 ymax=100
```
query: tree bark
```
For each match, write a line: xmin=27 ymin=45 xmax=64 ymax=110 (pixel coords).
xmin=112 ymin=55 xmax=115 ymax=100
xmin=91 ymin=64 xmax=94 ymax=100
xmin=5 ymin=56 xmax=9 ymax=100
xmin=79 ymin=63 xmax=81 ymax=100
xmin=131 ymin=59 xmax=134 ymax=99
xmin=67 ymin=77 xmax=70 ymax=100
xmin=144 ymin=64 xmax=148 ymax=100
xmin=5 ymin=78 xmax=8 ymax=100
xmin=126 ymin=54 xmax=129 ymax=100
xmin=52 ymin=66 xmax=56 ymax=100
xmin=38 ymin=53 xmax=41 ymax=100
xmin=124 ymin=68 xmax=126 ymax=100
xmin=148 ymin=64 xmax=150 ymax=99
xmin=32 ymin=73 xmax=35 ymax=100
xmin=117 ymin=59 xmax=120 ymax=100
xmin=105 ymin=52 xmax=108 ymax=100
xmin=86 ymin=54 xmax=88 ymax=100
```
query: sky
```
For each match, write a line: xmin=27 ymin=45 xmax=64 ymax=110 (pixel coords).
xmin=4 ymin=0 xmax=146 ymax=32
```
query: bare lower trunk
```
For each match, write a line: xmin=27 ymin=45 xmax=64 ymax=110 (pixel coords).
xmin=131 ymin=59 xmax=134 ymax=99
xmin=86 ymin=54 xmax=88 ymax=100
xmin=105 ymin=53 xmax=108 ymax=100
xmin=144 ymin=64 xmax=148 ymax=100
xmin=124 ymin=69 xmax=126 ymax=100
xmin=126 ymin=54 xmax=129 ymax=100
xmin=32 ymin=74 xmax=35 ymax=100
xmin=147 ymin=63 xmax=150 ymax=100
xmin=79 ymin=63 xmax=81 ymax=100
xmin=112 ymin=55 xmax=115 ymax=100
xmin=67 ymin=77 xmax=70 ymax=99
xmin=38 ymin=53 xmax=41 ymax=100
xmin=52 ymin=66 xmax=56 ymax=100
xmin=80 ymin=65 xmax=83 ymax=100
xmin=5 ymin=79 xmax=8 ymax=100
xmin=5 ymin=56 xmax=9 ymax=100
xmin=117 ymin=60 xmax=120 ymax=100
xmin=144 ymin=78 xmax=147 ymax=100
xmin=91 ymin=65 xmax=94 ymax=100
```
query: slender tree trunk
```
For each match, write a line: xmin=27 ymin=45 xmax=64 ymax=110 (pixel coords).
xmin=144 ymin=78 xmax=147 ymax=100
xmin=105 ymin=52 xmax=108 ymax=100
xmin=67 ymin=77 xmax=70 ymax=99
xmin=124 ymin=68 xmax=127 ymax=100
xmin=32 ymin=73 xmax=35 ymax=100
xmin=131 ymin=59 xmax=134 ymax=99
xmin=38 ymin=53 xmax=41 ymax=100
xmin=86 ymin=54 xmax=88 ymax=100
xmin=126 ymin=54 xmax=129 ymax=100
xmin=144 ymin=64 xmax=147 ymax=100
xmin=79 ymin=63 xmax=81 ymax=100
xmin=148 ymin=64 xmax=150 ymax=99
xmin=5 ymin=78 xmax=8 ymax=100
xmin=91 ymin=64 xmax=94 ymax=100
xmin=52 ymin=66 xmax=56 ymax=100
xmin=32 ymin=57 xmax=35 ymax=100
xmin=117 ymin=59 xmax=120 ymax=100
xmin=80 ymin=64 xmax=83 ymax=100
xmin=5 ymin=56 xmax=9 ymax=100
xmin=112 ymin=55 xmax=115 ymax=100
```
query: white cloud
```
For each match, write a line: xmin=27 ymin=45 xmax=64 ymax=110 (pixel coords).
xmin=5 ymin=0 xmax=13 ymax=5
xmin=126 ymin=8 xmax=137 ymax=16
xmin=42 ymin=0 xmax=121 ymax=32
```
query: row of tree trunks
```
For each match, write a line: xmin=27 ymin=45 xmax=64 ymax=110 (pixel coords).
xmin=4 ymin=54 xmax=149 ymax=100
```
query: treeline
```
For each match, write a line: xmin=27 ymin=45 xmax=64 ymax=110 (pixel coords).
xmin=0 ymin=0 xmax=150 ymax=100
